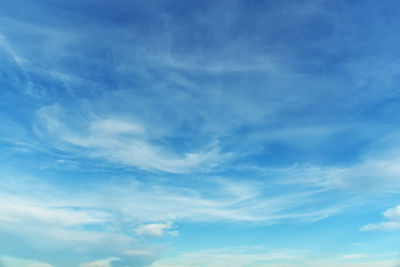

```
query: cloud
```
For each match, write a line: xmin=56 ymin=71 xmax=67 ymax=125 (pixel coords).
xmin=134 ymin=222 xmax=176 ymax=237
xmin=361 ymin=222 xmax=400 ymax=232
xmin=0 ymin=173 xmax=339 ymax=267
xmin=149 ymin=247 xmax=399 ymax=267
xmin=90 ymin=119 xmax=145 ymax=135
xmin=0 ymin=177 xmax=156 ymax=266
xmin=150 ymin=247 xmax=309 ymax=267
xmin=384 ymin=205 xmax=400 ymax=220
xmin=124 ymin=250 xmax=158 ymax=257
xmin=35 ymin=104 xmax=227 ymax=173
xmin=276 ymin=154 xmax=400 ymax=193
xmin=79 ymin=258 xmax=119 ymax=267
xmin=0 ymin=33 xmax=26 ymax=66
xmin=361 ymin=204 xmax=400 ymax=231
xmin=3 ymin=1 xmax=400 ymax=266
xmin=0 ymin=196 xmax=106 ymax=227
xmin=0 ymin=256 xmax=54 ymax=267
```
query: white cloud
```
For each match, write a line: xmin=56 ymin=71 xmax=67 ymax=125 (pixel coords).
xmin=0 ymin=172 xmax=343 ymax=233
xmin=0 ymin=195 xmax=118 ymax=249
xmin=99 ymin=178 xmax=339 ymax=224
xmin=149 ymin=247 xmax=399 ymax=267
xmin=134 ymin=222 xmax=175 ymax=237
xmin=0 ymin=33 xmax=26 ymax=65
xmin=294 ymin=260 xmax=398 ymax=267
xmin=383 ymin=205 xmax=400 ymax=220
xmin=80 ymin=257 xmax=119 ymax=267
xmin=361 ymin=222 xmax=400 ymax=231
xmin=361 ymin=204 xmax=400 ymax=231
xmin=124 ymin=250 xmax=158 ymax=257
xmin=277 ymin=155 xmax=400 ymax=192
xmin=0 ymin=256 xmax=54 ymax=267
xmin=90 ymin=119 xmax=145 ymax=135
xmin=150 ymin=247 xmax=308 ymax=267
xmin=35 ymin=104 xmax=227 ymax=173
xmin=0 ymin=172 xmax=341 ymax=261
xmin=0 ymin=196 xmax=106 ymax=227
xmin=0 ymin=173 xmax=339 ymax=267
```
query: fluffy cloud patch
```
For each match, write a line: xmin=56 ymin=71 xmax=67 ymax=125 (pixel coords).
xmin=134 ymin=222 xmax=177 ymax=237
xmin=361 ymin=204 xmax=400 ymax=231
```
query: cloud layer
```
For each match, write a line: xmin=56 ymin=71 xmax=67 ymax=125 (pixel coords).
xmin=2 ymin=0 xmax=400 ymax=266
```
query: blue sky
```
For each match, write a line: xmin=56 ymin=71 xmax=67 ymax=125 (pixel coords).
xmin=1 ymin=0 xmax=400 ymax=266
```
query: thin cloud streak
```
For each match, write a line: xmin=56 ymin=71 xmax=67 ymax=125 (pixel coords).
xmin=2 ymin=0 xmax=400 ymax=266
xmin=35 ymin=104 xmax=228 ymax=173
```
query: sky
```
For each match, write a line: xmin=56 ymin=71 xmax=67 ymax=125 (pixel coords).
xmin=1 ymin=0 xmax=400 ymax=266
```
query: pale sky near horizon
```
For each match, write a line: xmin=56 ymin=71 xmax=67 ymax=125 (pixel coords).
xmin=1 ymin=0 xmax=400 ymax=266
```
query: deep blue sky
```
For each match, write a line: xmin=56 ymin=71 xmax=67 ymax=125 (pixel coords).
xmin=1 ymin=0 xmax=400 ymax=266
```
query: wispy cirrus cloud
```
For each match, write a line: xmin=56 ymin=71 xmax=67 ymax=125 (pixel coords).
xmin=3 ymin=0 xmax=400 ymax=266
xmin=150 ymin=247 xmax=307 ymax=267
xmin=150 ymin=246 xmax=399 ymax=267
xmin=0 ymin=173 xmax=340 ymax=267
xmin=0 ymin=256 xmax=54 ymax=267
xmin=276 ymin=154 xmax=400 ymax=193
xmin=35 ymin=104 xmax=228 ymax=173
